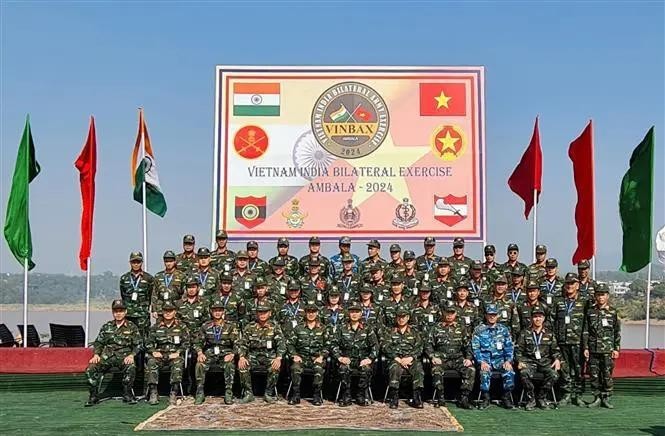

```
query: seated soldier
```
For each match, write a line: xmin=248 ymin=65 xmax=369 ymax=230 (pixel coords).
xmin=145 ymin=301 xmax=189 ymax=405
xmin=383 ymin=307 xmax=424 ymax=409
xmin=238 ymin=304 xmax=285 ymax=403
xmin=426 ymin=306 xmax=475 ymax=409
xmin=194 ymin=298 xmax=241 ymax=405
xmin=332 ymin=301 xmax=379 ymax=406
xmin=516 ymin=307 xmax=561 ymax=410
xmin=85 ymin=299 xmax=141 ymax=406
xmin=287 ymin=303 xmax=328 ymax=406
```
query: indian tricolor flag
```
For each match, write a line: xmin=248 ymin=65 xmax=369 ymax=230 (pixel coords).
xmin=131 ymin=109 xmax=167 ymax=217
xmin=233 ymin=82 xmax=280 ymax=116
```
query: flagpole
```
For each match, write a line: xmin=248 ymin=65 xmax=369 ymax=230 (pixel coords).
xmin=532 ymin=188 xmax=538 ymax=263
xmin=23 ymin=258 xmax=28 ymax=348
xmin=645 ymin=262 xmax=652 ymax=348
xmin=591 ymin=256 xmax=596 ymax=280
xmin=84 ymin=257 xmax=91 ymax=346
xmin=140 ymin=110 xmax=148 ymax=270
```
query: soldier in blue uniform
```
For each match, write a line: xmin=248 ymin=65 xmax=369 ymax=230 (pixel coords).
xmin=330 ymin=236 xmax=360 ymax=277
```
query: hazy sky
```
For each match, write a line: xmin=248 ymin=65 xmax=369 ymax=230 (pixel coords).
xmin=1 ymin=1 xmax=663 ymax=275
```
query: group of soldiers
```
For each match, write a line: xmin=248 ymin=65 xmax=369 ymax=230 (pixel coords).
xmin=85 ymin=232 xmax=621 ymax=411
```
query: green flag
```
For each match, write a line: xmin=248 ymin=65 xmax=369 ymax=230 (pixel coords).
xmin=619 ymin=127 xmax=654 ymax=272
xmin=3 ymin=116 xmax=41 ymax=270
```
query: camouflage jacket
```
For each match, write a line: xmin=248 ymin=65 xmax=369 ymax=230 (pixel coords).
xmin=244 ymin=297 xmax=279 ymax=327
xmin=368 ymin=282 xmax=391 ymax=304
xmin=426 ymin=321 xmax=472 ymax=361
xmin=119 ymin=271 xmax=155 ymax=318
xmin=472 ymin=323 xmax=514 ymax=363
xmin=329 ymin=253 xmax=358 ymax=277
xmin=331 ymin=322 xmax=379 ymax=361
xmin=379 ymin=295 xmax=414 ymax=329
xmin=578 ymin=278 xmax=598 ymax=301
xmin=300 ymin=275 xmax=329 ymax=303
xmin=146 ymin=320 xmax=189 ymax=354
xmin=358 ymin=257 xmax=389 ymax=275
xmin=194 ymin=319 xmax=240 ymax=356
xmin=431 ymin=277 xmax=456 ymax=306
xmin=527 ymin=263 xmax=547 ymax=281
xmin=247 ymin=257 xmax=270 ymax=278
xmin=447 ymin=255 xmax=473 ymax=278
xmin=299 ymin=254 xmax=333 ymax=279
xmin=152 ymin=269 xmax=186 ymax=312
xmin=517 ymin=301 xmax=551 ymax=331
xmin=208 ymin=291 xmax=244 ymax=323
xmin=192 ymin=267 xmax=221 ymax=299
xmin=175 ymin=252 xmax=197 ymax=272
xmin=176 ymin=297 xmax=210 ymax=333
xmin=451 ymin=300 xmax=482 ymax=330
xmin=507 ymin=287 xmax=527 ymax=306
xmin=93 ymin=319 xmax=141 ymax=358
xmin=210 ymin=248 xmax=235 ymax=273
xmin=358 ymin=303 xmax=382 ymax=330
xmin=415 ymin=254 xmax=441 ymax=273
xmin=268 ymin=254 xmax=300 ymax=278
xmin=238 ymin=320 xmax=285 ymax=358
xmin=552 ymin=296 xmax=587 ymax=345
xmin=287 ymin=322 xmax=329 ymax=359
xmin=266 ymin=274 xmax=293 ymax=304
xmin=515 ymin=327 xmax=561 ymax=363
xmin=277 ymin=300 xmax=306 ymax=333
xmin=482 ymin=295 xmax=520 ymax=333
xmin=382 ymin=326 xmax=423 ymax=360
xmin=334 ymin=273 xmax=363 ymax=302
xmin=468 ymin=278 xmax=491 ymax=301
xmin=411 ymin=301 xmax=441 ymax=333
xmin=583 ymin=304 xmax=621 ymax=354
xmin=539 ymin=276 xmax=565 ymax=306
xmin=231 ymin=271 xmax=256 ymax=301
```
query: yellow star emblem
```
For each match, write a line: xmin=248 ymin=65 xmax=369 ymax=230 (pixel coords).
xmin=437 ymin=131 xmax=459 ymax=154
xmin=434 ymin=91 xmax=452 ymax=109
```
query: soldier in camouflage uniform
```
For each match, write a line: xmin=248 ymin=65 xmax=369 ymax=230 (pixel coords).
xmin=287 ymin=303 xmax=329 ymax=406
xmin=431 ymin=258 xmax=456 ymax=306
xmin=269 ymin=237 xmax=299 ymax=278
xmin=416 ymin=236 xmax=441 ymax=273
xmin=85 ymin=300 xmax=141 ymax=406
xmin=192 ymin=248 xmax=220 ymax=298
xmin=540 ymin=258 xmax=564 ymax=306
xmin=357 ymin=284 xmax=382 ymax=329
xmin=380 ymin=275 xmax=413 ymax=331
xmin=334 ymin=253 xmax=362 ymax=304
xmin=452 ymin=281 xmax=482 ymax=331
xmin=119 ymin=251 xmax=154 ymax=339
xmin=210 ymin=230 xmax=235 ymax=273
xmin=238 ymin=304 xmax=285 ymax=403
xmin=231 ymin=251 xmax=256 ymax=301
xmin=244 ymin=276 xmax=278 ymax=328
xmin=411 ymin=283 xmax=440 ymax=334
xmin=145 ymin=301 xmax=189 ymax=405
xmin=330 ymin=236 xmax=360 ymax=277
xmin=246 ymin=240 xmax=269 ymax=278
xmin=176 ymin=276 xmax=209 ymax=334
xmin=515 ymin=307 xmax=561 ymax=410
xmin=176 ymin=234 xmax=197 ymax=272
xmin=448 ymin=237 xmax=473 ymax=278
xmin=386 ymin=243 xmax=404 ymax=278
xmin=517 ymin=279 xmax=550 ymax=331
xmin=299 ymin=236 xmax=332 ymax=279
xmin=300 ymin=258 xmax=328 ymax=303
xmin=367 ymin=263 xmax=392 ymax=303
xmin=584 ymin=284 xmax=621 ymax=409
xmin=483 ymin=272 xmax=520 ymax=335
xmin=400 ymin=250 xmax=421 ymax=295
xmin=322 ymin=288 xmax=345 ymax=333
xmin=528 ymin=244 xmax=548 ymax=280
xmin=577 ymin=259 xmax=597 ymax=302
xmin=359 ymin=239 xmax=388 ymax=274
xmin=426 ymin=306 xmax=475 ymax=408
xmin=502 ymin=243 xmax=527 ymax=272
xmin=212 ymin=272 xmax=244 ymax=324
xmin=508 ymin=265 xmax=527 ymax=306
xmin=553 ymin=272 xmax=587 ymax=406
xmin=383 ymin=307 xmax=425 ymax=409
xmin=194 ymin=298 xmax=241 ymax=405
xmin=266 ymin=258 xmax=292 ymax=305
xmin=333 ymin=301 xmax=379 ymax=406
xmin=277 ymin=279 xmax=306 ymax=334
xmin=152 ymin=251 xmax=186 ymax=318
xmin=482 ymin=244 xmax=500 ymax=274
xmin=468 ymin=260 xmax=491 ymax=303
xmin=472 ymin=303 xmax=516 ymax=409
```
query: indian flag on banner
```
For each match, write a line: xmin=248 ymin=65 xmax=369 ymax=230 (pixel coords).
xmin=131 ymin=110 xmax=167 ymax=217
xmin=233 ymin=82 xmax=280 ymax=116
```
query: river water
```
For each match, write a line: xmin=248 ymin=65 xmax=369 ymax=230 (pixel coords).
xmin=1 ymin=310 xmax=663 ymax=349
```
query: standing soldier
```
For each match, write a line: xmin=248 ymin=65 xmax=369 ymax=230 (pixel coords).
xmin=210 ymin=230 xmax=235 ymax=273
xmin=411 ymin=283 xmax=440 ymax=334
xmin=244 ymin=277 xmax=278 ymax=328
xmin=383 ymin=308 xmax=425 ymax=409
xmin=515 ymin=307 xmax=561 ymax=410
xmin=212 ymin=272 xmax=244 ymax=324
xmin=387 ymin=243 xmax=404 ymax=278
xmin=431 ymin=258 xmax=456 ymax=305
xmin=540 ymin=258 xmax=564 ymax=306
xmin=278 ymin=279 xmax=306 ymax=334
xmin=153 ymin=251 xmax=186 ymax=318
xmin=193 ymin=298 xmax=241 ymax=405
xmin=448 ymin=237 xmax=473 ymax=278
xmin=482 ymin=244 xmax=499 ymax=273
xmin=145 ymin=301 xmax=189 ymax=405
xmin=360 ymin=239 xmax=388 ymax=274
xmin=300 ymin=258 xmax=328 ymax=303
xmin=298 ymin=236 xmax=332 ymax=279
xmin=452 ymin=281 xmax=482 ymax=331
xmin=380 ymin=276 xmax=412 ymax=331
xmin=85 ymin=300 xmax=140 ymax=407
xmin=553 ymin=272 xmax=587 ymax=406
xmin=468 ymin=260 xmax=490 ymax=303
xmin=483 ymin=272 xmax=520 ymax=335
xmin=502 ymin=243 xmax=527 ymax=272
xmin=518 ymin=279 xmax=550 ymax=331
xmin=269 ymin=237 xmax=299 ymax=278
xmin=427 ymin=306 xmax=475 ymax=408
xmin=193 ymin=248 xmax=220 ymax=298
xmin=334 ymin=253 xmax=362 ymax=304
xmin=287 ymin=303 xmax=329 ymax=406
xmin=577 ymin=259 xmax=597 ymax=301
xmin=231 ymin=251 xmax=256 ymax=301
xmin=238 ymin=304 xmax=285 ymax=403
xmin=322 ymin=288 xmax=345 ymax=333
xmin=508 ymin=265 xmax=527 ymax=306
xmin=333 ymin=301 xmax=379 ymax=407
xmin=246 ymin=241 xmax=269 ymax=278
xmin=529 ymin=244 xmax=548 ymax=280
xmin=330 ymin=236 xmax=360 ymax=277
xmin=401 ymin=251 xmax=422 ymax=296
xmin=358 ymin=285 xmax=382 ymax=330
xmin=176 ymin=276 xmax=209 ymax=334
xmin=472 ymin=304 xmax=516 ymax=409
xmin=119 ymin=252 xmax=154 ymax=339
xmin=366 ymin=264 xmax=389 ymax=299
xmin=584 ymin=284 xmax=621 ymax=408
xmin=266 ymin=258 xmax=292 ymax=305
xmin=416 ymin=236 xmax=441 ymax=273
xmin=176 ymin=234 xmax=197 ymax=272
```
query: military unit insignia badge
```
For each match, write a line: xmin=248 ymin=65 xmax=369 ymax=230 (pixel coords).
xmin=430 ymin=124 xmax=467 ymax=162
xmin=234 ymin=125 xmax=269 ymax=160
xmin=282 ymin=199 xmax=308 ymax=228
xmin=235 ymin=196 xmax=267 ymax=229
xmin=392 ymin=198 xmax=419 ymax=229
xmin=433 ymin=194 xmax=468 ymax=227
xmin=337 ymin=199 xmax=362 ymax=229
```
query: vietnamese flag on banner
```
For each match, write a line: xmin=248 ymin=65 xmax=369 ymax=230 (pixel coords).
xmin=419 ymin=83 xmax=466 ymax=116
xmin=74 ymin=116 xmax=97 ymax=271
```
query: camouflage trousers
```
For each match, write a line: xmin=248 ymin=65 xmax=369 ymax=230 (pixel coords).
xmin=519 ymin=360 xmax=558 ymax=398
xmin=85 ymin=355 xmax=136 ymax=389
xmin=290 ymin=358 xmax=325 ymax=389
xmin=589 ymin=353 xmax=614 ymax=396
xmin=432 ymin=357 xmax=476 ymax=394
xmin=338 ymin=359 xmax=373 ymax=389
xmin=239 ymin=354 xmax=280 ymax=394
xmin=127 ymin=315 xmax=150 ymax=341
xmin=479 ymin=358 xmax=515 ymax=393
xmin=388 ymin=359 xmax=424 ymax=389
xmin=559 ymin=345 xmax=584 ymax=395
xmin=195 ymin=353 xmax=235 ymax=391
xmin=146 ymin=355 xmax=184 ymax=385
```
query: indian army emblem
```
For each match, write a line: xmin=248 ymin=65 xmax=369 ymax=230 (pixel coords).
xmin=337 ymin=199 xmax=362 ymax=229
xmin=282 ymin=199 xmax=308 ymax=228
xmin=392 ymin=198 xmax=419 ymax=229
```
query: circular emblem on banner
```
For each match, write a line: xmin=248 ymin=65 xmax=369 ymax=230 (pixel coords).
xmin=430 ymin=124 xmax=467 ymax=161
xmin=311 ymin=81 xmax=389 ymax=159
xmin=241 ymin=204 xmax=260 ymax=221
xmin=234 ymin=125 xmax=269 ymax=159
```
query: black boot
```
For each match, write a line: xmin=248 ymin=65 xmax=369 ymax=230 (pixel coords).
xmin=288 ymin=387 xmax=301 ymax=405
xmin=412 ymin=388 xmax=424 ymax=409
xmin=389 ymin=387 xmax=399 ymax=409
xmin=478 ymin=392 xmax=490 ymax=409
xmin=524 ymin=392 xmax=536 ymax=411
xmin=148 ymin=384 xmax=158 ymax=405
xmin=123 ymin=384 xmax=137 ymax=405
xmin=85 ymin=387 xmax=99 ymax=407
xmin=339 ymin=383 xmax=352 ymax=407
xmin=433 ymin=388 xmax=444 ymax=408
xmin=459 ymin=391 xmax=471 ymax=409
xmin=312 ymin=387 xmax=323 ymax=406
xmin=503 ymin=392 xmax=515 ymax=409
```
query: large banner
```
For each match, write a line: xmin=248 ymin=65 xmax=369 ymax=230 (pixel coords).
xmin=213 ymin=66 xmax=486 ymax=242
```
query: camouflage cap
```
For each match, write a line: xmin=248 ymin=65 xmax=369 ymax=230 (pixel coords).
xmin=485 ymin=303 xmax=499 ymax=315
xmin=403 ymin=250 xmax=416 ymax=260
xmin=526 ymin=279 xmax=540 ymax=289
xmin=507 ymin=243 xmax=519 ymax=252
xmin=277 ymin=237 xmax=290 ymax=246
xmin=163 ymin=250 xmax=176 ymax=259
xmin=272 ymin=257 xmax=286 ymax=267
xmin=396 ymin=306 xmax=411 ymax=317
xmin=368 ymin=263 xmax=382 ymax=273
xmin=424 ymin=236 xmax=436 ymax=246
xmin=494 ymin=272 xmax=509 ymax=284
xmin=437 ymin=257 xmax=450 ymax=266
xmin=197 ymin=247 xmax=211 ymax=257
xmin=444 ymin=305 xmax=457 ymax=313
xmin=247 ymin=240 xmax=259 ymax=249
xmin=367 ymin=239 xmax=381 ymax=248
xmin=210 ymin=299 xmax=226 ymax=310
xmin=341 ymin=253 xmax=354 ymax=262
xmin=456 ymin=280 xmax=470 ymax=290
xmin=339 ymin=236 xmax=351 ymax=245
xmin=347 ymin=301 xmax=362 ymax=311
xmin=360 ymin=284 xmax=373 ymax=293
xmin=389 ymin=243 xmax=401 ymax=252
xmin=390 ymin=274 xmax=404 ymax=284
xmin=309 ymin=236 xmax=321 ymax=245
xmin=254 ymin=277 xmax=267 ymax=288
xmin=162 ymin=301 xmax=177 ymax=311
xmin=577 ymin=259 xmax=591 ymax=269
xmin=595 ymin=283 xmax=610 ymax=294
xmin=236 ymin=250 xmax=249 ymax=259
xmin=545 ymin=258 xmax=558 ymax=268
xmin=328 ymin=286 xmax=341 ymax=296
xmin=308 ymin=258 xmax=321 ymax=267
xmin=183 ymin=234 xmax=195 ymax=244
xmin=419 ymin=283 xmax=432 ymax=292
xmin=484 ymin=244 xmax=496 ymax=255
xmin=535 ymin=244 xmax=547 ymax=254
xmin=111 ymin=299 xmax=126 ymax=310
xmin=511 ymin=265 xmax=526 ymax=276
xmin=531 ymin=306 xmax=546 ymax=316
xmin=471 ymin=260 xmax=482 ymax=270
xmin=304 ymin=302 xmax=319 ymax=311
xmin=129 ymin=251 xmax=143 ymax=261
xmin=185 ymin=275 xmax=200 ymax=286
xmin=219 ymin=272 xmax=233 ymax=283
xmin=287 ymin=279 xmax=301 ymax=291
xmin=256 ymin=303 xmax=272 ymax=312
xmin=564 ymin=272 xmax=580 ymax=283
xmin=216 ymin=229 xmax=228 ymax=239
xmin=453 ymin=237 xmax=465 ymax=247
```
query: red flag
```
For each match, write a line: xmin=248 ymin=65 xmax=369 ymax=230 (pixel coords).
xmin=568 ymin=121 xmax=595 ymax=264
xmin=419 ymin=83 xmax=467 ymax=116
xmin=508 ymin=117 xmax=543 ymax=219
xmin=74 ymin=117 xmax=97 ymax=271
